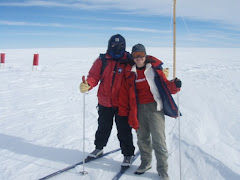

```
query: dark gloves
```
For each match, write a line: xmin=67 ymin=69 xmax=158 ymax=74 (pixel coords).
xmin=174 ymin=78 xmax=182 ymax=88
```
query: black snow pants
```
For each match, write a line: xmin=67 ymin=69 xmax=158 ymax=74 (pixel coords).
xmin=94 ymin=104 xmax=135 ymax=156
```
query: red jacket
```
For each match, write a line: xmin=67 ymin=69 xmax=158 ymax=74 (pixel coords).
xmin=86 ymin=52 xmax=129 ymax=107
xmin=118 ymin=56 xmax=180 ymax=129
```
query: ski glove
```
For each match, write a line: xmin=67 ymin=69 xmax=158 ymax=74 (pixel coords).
xmin=174 ymin=78 xmax=182 ymax=88
xmin=80 ymin=81 xmax=91 ymax=93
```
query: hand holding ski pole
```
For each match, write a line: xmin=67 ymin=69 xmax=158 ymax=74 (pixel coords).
xmin=80 ymin=76 xmax=90 ymax=93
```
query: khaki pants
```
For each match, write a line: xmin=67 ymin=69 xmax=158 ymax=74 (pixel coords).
xmin=137 ymin=102 xmax=168 ymax=177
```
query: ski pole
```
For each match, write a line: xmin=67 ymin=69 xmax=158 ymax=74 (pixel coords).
xmin=79 ymin=76 xmax=88 ymax=175
xmin=177 ymin=92 xmax=182 ymax=180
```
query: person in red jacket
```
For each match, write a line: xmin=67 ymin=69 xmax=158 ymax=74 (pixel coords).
xmin=79 ymin=34 xmax=135 ymax=168
xmin=118 ymin=44 xmax=182 ymax=180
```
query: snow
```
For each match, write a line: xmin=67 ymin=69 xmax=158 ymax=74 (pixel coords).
xmin=0 ymin=48 xmax=240 ymax=180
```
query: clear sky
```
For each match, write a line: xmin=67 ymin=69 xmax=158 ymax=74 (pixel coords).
xmin=0 ymin=0 xmax=239 ymax=49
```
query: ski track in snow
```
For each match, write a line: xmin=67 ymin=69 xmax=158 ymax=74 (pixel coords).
xmin=169 ymin=135 xmax=240 ymax=180
xmin=0 ymin=48 xmax=240 ymax=180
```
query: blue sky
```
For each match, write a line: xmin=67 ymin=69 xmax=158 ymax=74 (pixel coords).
xmin=0 ymin=0 xmax=239 ymax=49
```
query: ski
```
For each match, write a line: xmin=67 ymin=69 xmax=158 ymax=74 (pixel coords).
xmin=112 ymin=150 xmax=140 ymax=180
xmin=39 ymin=148 xmax=121 ymax=180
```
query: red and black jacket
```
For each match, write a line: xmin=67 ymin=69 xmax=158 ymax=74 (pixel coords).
xmin=86 ymin=52 xmax=129 ymax=108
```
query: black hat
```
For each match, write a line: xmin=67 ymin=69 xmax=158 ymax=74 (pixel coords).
xmin=131 ymin=44 xmax=146 ymax=55
xmin=107 ymin=34 xmax=126 ymax=59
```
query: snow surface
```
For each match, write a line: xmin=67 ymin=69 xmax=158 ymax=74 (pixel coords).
xmin=0 ymin=48 xmax=240 ymax=180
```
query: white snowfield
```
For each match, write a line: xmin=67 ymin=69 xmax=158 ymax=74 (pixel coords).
xmin=0 ymin=48 xmax=239 ymax=180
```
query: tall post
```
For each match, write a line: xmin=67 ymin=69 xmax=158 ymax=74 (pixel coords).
xmin=173 ymin=1 xmax=182 ymax=180
xmin=173 ymin=0 xmax=176 ymax=78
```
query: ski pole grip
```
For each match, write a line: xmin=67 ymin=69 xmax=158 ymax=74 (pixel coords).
xmin=82 ymin=76 xmax=86 ymax=83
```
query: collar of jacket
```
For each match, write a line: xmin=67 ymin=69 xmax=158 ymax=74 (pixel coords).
xmin=131 ymin=62 xmax=153 ymax=71
xmin=146 ymin=55 xmax=163 ymax=69
xmin=106 ymin=52 xmax=128 ymax=62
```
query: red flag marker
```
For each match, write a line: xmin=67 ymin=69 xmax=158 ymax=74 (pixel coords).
xmin=32 ymin=54 xmax=39 ymax=71
xmin=0 ymin=53 xmax=5 ymax=69
xmin=0 ymin=53 xmax=5 ymax=63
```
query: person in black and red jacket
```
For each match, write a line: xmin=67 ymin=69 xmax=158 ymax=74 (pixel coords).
xmin=80 ymin=34 xmax=135 ymax=168
xmin=118 ymin=44 xmax=182 ymax=180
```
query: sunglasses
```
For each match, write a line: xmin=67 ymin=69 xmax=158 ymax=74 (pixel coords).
xmin=132 ymin=51 xmax=146 ymax=58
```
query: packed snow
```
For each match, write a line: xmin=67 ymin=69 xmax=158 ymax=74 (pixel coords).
xmin=0 ymin=48 xmax=240 ymax=180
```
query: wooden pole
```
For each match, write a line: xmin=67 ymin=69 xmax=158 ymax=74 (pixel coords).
xmin=173 ymin=0 xmax=176 ymax=78
xmin=173 ymin=1 xmax=182 ymax=180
